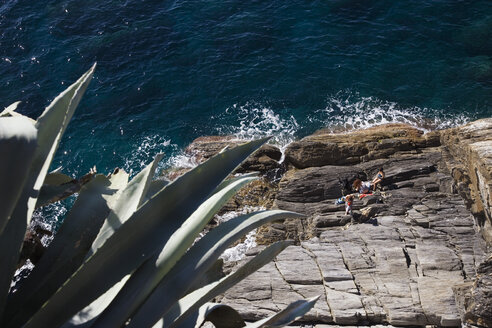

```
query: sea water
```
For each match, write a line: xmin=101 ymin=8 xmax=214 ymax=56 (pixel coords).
xmin=1 ymin=0 xmax=492 ymax=231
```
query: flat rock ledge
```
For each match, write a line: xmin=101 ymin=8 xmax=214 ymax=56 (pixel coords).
xmin=222 ymin=212 xmax=484 ymax=326
xmin=184 ymin=119 xmax=492 ymax=327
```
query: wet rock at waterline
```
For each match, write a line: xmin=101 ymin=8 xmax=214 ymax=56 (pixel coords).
xmin=185 ymin=136 xmax=283 ymax=174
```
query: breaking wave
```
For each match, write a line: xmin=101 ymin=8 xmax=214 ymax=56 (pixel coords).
xmin=308 ymin=91 xmax=471 ymax=133
xmin=214 ymin=102 xmax=300 ymax=149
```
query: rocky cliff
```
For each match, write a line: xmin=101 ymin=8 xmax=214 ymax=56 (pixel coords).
xmin=175 ymin=119 xmax=492 ymax=328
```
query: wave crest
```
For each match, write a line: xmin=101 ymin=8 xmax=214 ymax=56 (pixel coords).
xmin=310 ymin=91 xmax=471 ymax=133
xmin=216 ymin=102 xmax=300 ymax=148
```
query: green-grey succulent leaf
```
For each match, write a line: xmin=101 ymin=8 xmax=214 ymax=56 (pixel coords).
xmin=187 ymin=258 xmax=224 ymax=292
xmin=126 ymin=210 xmax=303 ymax=328
xmin=24 ymin=138 xmax=268 ymax=328
xmin=43 ymin=171 xmax=73 ymax=185
xmin=0 ymin=117 xmax=37 ymax=234
xmin=0 ymin=66 xmax=95 ymax=318
xmin=0 ymin=116 xmax=37 ymax=322
xmin=246 ymin=296 xmax=320 ymax=328
xmin=0 ymin=101 xmax=21 ymax=116
xmin=59 ymin=156 xmax=162 ymax=326
xmin=168 ymin=241 xmax=293 ymax=328
xmin=36 ymin=184 xmax=77 ymax=208
xmin=62 ymin=157 xmax=162 ymax=327
xmin=61 ymin=276 xmax=131 ymax=328
xmin=213 ymin=172 xmax=259 ymax=194
xmin=3 ymin=174 xmax=120 ymax=328
xmin=28 ymin=63 xmax=96 ymax=225
xmin=0 ymin=102 xmax=36 ymax=123
xmin=141 ymin=178 xmax=169 ymax=203
xmin=89 ymin=154 xmax=163 ymax=257
xmin=93 ymin=176 xmax=257 ymax=327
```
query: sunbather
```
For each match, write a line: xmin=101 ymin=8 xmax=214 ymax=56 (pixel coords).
xmin=353 ymin=179 xmax=372 ymax=194
xmin=372 ymin=167 xmax=385 ymax=190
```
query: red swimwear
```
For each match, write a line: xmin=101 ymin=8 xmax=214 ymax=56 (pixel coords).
xmin=359 ymin=193 xmax=373 ymax=199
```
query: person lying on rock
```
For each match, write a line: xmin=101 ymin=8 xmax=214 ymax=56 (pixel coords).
xmin=372 ymin=167 xmax=385 ymax=191
xmin=353 ymin=178 xmax=372 ymax=194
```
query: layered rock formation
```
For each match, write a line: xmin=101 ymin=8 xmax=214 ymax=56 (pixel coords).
xmin=440 ymin=119 xmax=492 ymax=243
xmin=181 ymin=119 xmax=492 ymax=327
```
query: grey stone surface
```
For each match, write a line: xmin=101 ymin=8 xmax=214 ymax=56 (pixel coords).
xmin=214 ymin=122 xmax=492 ymax=327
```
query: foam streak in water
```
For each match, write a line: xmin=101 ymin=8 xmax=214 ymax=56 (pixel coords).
xmin=216 ymin=102 xmax=299 ymax=148
xmin=310 ymin=91 xmax=471 ymax=132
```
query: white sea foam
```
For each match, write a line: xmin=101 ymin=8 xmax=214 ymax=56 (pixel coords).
xmin=215 ymin=205 xmax=265 ymax=224
xmin=122 ymin=135 xmax=174 ymax=176
xmin=216 ymin=102 xmax=300 ymax=149
xmin=210 ymin=94 xmax=470 ymax=165
xmin=309 ymin=91 xmax=471 ymax=133
xmin=138 ymin=94 xmax=470 ymax=174
xmin=216 ymin=206 xmax=265 ymax=262
xmin=123 ymin=133 xmax=205 ymax=175
xmin=164 ymin=152 xmax=198 ymax=170
xmin=32 ymin=201 xmax=69 ymax=240
xmin=220 ymin=229 xmax=257 ymax=262
xmin=120 ymin=134 xmax=196 ymax=179
xmin=11 ymin=260 xmax=34 ymax=292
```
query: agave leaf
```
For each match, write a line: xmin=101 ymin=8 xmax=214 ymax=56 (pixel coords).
xmin=61 ymin=157 xmax=162 ymax=327
xmin=89 ymin=154 xmax=163 ymax=257
xmin=0 ymin=117 xmax=37 ymax=234
xmin=104 ymin=169 xmax=130 ymax=209
xmin=0 ymin=101 xmax=20 ymax=116
xmin=61 ymin=276 xmax=131 ymax=328
xmin=29 ymin=63 xmax=96 ymax=225
xmin=43 ymin=171 xmax=73 ymax=185
xmin=168 ymin=241 xmax=293 ymax=328
xmin=92 ymin=177 xmax=257 ymax=327
xmin=141 ymin=178 xmax=169 ymax=204
xmin=3 ymin=173 xmax=124 ymax=328
xmin=0 ymin=102 xmax=36 ymax=123
xmin=0 ymin=66 xmax=96 ymax=321
xmin=0 ymin=117 xmax=37 ymax=322
xmin=24 ymin=138 xmax=268 ymax=328
xmin=64 ymin=199 xmax=218 ymax=328
xmin=187 ymin=258 xmax=224 ymax=292
xmin=246 ymin=295 xmax=320 ymax=328
xmin=213 ymin=172 xmax=258 ymax=194
xmin=126 ymin=210 xmax=304 ymax=328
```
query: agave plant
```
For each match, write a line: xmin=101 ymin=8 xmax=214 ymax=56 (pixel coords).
xmin=0 ymin=66 xmax=317 ymax=327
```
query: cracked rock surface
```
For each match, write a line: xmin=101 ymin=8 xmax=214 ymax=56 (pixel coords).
xmin=222 ymin=209 xmax=484 ymax=326
xmin=212 ymin=120 xmax=492 ymax=327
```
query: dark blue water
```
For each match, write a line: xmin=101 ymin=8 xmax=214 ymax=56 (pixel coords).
xmin=1 ymin=0 xmax=492 ymax=178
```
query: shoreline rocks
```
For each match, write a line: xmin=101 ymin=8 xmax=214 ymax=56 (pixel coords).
xmin=182 ymin=119 xmax=492 ymax=327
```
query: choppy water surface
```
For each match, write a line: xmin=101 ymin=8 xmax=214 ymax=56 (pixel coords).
xmin=1 ymin=0 xmax=491 ymax=177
